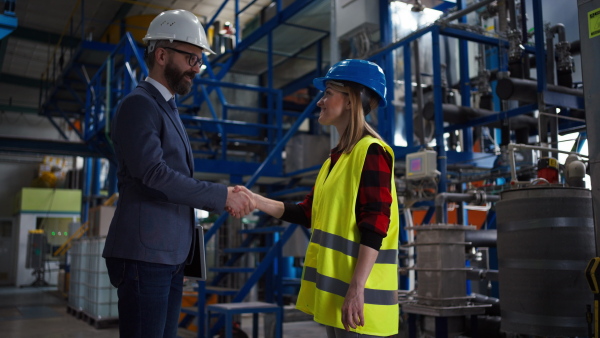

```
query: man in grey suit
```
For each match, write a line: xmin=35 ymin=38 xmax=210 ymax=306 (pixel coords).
xmin=102 ymin=9 xmax=253 ymax=338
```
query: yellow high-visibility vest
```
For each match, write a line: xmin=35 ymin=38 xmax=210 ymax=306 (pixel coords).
xmin=296 ymin=136 xmax=399 ymax=336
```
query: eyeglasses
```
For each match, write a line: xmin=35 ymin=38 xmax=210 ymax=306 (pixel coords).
xmin=163 ymin=47 xmax=203 ymax=68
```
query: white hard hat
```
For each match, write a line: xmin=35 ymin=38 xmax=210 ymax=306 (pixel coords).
xmin=143 ymin=9 xmax=215 ymax=54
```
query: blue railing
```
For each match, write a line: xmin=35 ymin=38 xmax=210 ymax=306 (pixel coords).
xmin=84 ymin=32 xmax=147 ymax=144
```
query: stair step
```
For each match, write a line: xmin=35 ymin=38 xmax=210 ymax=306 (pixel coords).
xmin=206 ymin=286 xmax=239 ymax=296
xmin=207 ymin=301 xmax=280 ymax=312
xmin=181 ymin=306 xmax=199 ymax=315
xmin=223 ymin=247 xmax=270 ymax=254
xmin=239 ymin=226 xmax=285 ymax=234
xmin=282 ymin=277 xmax=301 ymax=286
xmin=181 ymin=306 xmax=221 ymax=317
xmin=210 ymin=267 xmax=255 ymax=273
xmin=176 ymin=328 xmax=198 ymax=338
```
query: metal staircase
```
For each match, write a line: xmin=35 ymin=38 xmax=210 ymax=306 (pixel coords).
xmin=181 ymin=220 xmax=303 ymax=336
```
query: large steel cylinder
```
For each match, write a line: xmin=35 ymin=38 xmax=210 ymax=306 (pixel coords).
xmin=496 ymin=187 xmax=594 ymax=336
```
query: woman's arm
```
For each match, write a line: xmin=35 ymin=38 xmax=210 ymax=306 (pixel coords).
xmin=253 ymin=192 xmax=285 ymax=218
xmin=232 ymin=186 xmax=312 ymax=227
xmin=341 ymin=245 xmax=379 ymax=331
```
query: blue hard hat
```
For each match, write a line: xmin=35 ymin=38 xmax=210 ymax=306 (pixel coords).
xmin=313 ymin=59 xmax=387 ymax=108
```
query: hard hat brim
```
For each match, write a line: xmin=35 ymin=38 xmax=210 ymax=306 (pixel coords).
xmin=313 ymin=77 xmax=387 ymax=108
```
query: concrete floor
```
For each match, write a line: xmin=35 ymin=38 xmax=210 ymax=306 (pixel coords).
xmin=0 ymin=286 xmax=326 ymax=338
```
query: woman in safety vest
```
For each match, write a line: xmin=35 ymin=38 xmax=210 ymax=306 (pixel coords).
xmin=233 ymin=59 xmax=399 ymax=337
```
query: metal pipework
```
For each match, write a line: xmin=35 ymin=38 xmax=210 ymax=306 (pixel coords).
xmin=549 ymin=23 xmax=567 ymax=43
xmin=467 ymin=269 xmax=499 ymax=282
xmin=421 ymin=101 xmax=538 ymax=130
xmin=507 ymin=143 xmax=588 ymax=185
xmin=546 ymin=23 xmax=574 ymax=87
xmin=495 ymin=77 xmax=584 ymax=102
xmin=471 ymin=293 xmax=500 ymax=316
xmin=438 ymin=0 xmax=495 ymax=24
xmin=434 ymin=192 xmax=500 ymax=223
xmin=465 ymin=229 xmax=497 ymax=248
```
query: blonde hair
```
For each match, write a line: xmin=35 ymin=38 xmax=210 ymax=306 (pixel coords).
xmin=327 ymin=81 xmax=387 ymax=153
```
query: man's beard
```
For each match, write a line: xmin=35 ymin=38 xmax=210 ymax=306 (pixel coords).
xmin=165 ymin=61 xmax=196 ymax=95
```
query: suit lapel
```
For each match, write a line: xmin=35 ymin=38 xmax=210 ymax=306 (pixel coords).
xmin=164 ymin=100 xmax=194 ymax=173
xmin=139 ymin=81 xmax=194 ymax=174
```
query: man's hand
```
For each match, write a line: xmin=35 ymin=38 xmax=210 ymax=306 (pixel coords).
xmin=225 ymin=186 xmax=255 ymax=218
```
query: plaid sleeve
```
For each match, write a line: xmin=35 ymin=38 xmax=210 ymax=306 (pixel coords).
xmin=357 ymin=143 xmax=393 ymax=249
xmin=280 ymin=186 xmax=313 ymax=228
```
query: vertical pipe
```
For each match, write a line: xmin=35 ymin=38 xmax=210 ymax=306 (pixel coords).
xmin=498 ymin=0 xmax=508 ymax=34
xmin=404 ymin=46 xmax=414 ymax=148
xmin=432 ymin=26 xmax=447 ymax=193
xmin=458 ymin=0 xmax=473 ymax=151
xmin=520 ymin=0 xmax=528 ymax=43
xmin=82 ymin=157 xmax=92 ymax=223
xmin=379 ymin=0 xmax=394 ymax=144
xmin=268 ymin=31 xmax=274 ymax=153
xmin=234 ymin=0 xmax=240 ymax=46
xmin=316 ymin=38 xmax=323 ymax=77
xmin=80 ymin=0 xmax=85 ymax=41
xmin=276 ymin=90 xmax=283 ymax=170
xmin=520 ymin=0 xmax=531 ymax=79
xmin=532 ymin=0 xmax=546 ymax=92
xmin=93 ymin=158 xmax=101 ymax=198
xmin=413 ymin=40 xmax=425 ymax=146
xmin=105 ymin=57 xmax=113 ymax=148
xmin=533 ymin=0 xmax=548 ymax=155
xmin=507 ymin=0 xmax=517 ymax=30
xmin=546 ymin=30 xmax=556 ymax=85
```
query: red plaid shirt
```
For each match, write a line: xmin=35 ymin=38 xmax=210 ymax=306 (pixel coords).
xmin=282 ymin=143 xmax=393 ymax=250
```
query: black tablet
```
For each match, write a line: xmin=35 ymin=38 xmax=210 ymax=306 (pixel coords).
xmin=184 ymin=226 xmax=207 ymax=281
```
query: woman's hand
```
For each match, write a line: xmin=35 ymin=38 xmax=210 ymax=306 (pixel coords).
xmin=341 ymin=283 xmax=365 ymax=331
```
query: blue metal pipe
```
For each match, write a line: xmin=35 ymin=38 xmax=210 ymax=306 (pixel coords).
xmin=457 ymin=0 xmax=473 ymax=151
xmin=82 ymin=157 xmax=93 ymax=223
xmin=234 ymin=0 xmax=240 ymax=45
xmin=267 ymin=31 xmax=274 ymax=152
xmin=432 ymin=26 xmax=447 ymax=193
xmin=379 ymin=0 xmax=395 ymax=144
xmin=404 ymin=46 xmax=413 ymax=148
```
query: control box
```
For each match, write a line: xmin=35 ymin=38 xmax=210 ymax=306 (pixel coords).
xmin=406 ymin=150 xmax=438 ymax=180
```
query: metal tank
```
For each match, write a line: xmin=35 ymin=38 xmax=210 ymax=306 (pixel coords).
xmin=496 ymin=187 xmax=594 ymax=336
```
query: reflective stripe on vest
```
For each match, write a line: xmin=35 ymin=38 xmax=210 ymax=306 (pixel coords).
xmin=310 ymin=229 xmax=397 ymax=265
xmin=295 ymin=136 xmax=399 ymax=336
xmin=303 ymin=266 xmax=398 ymax=306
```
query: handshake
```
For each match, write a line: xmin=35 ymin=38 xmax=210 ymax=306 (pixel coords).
xmin=225 ymin=185 xmax=256 ymax=218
